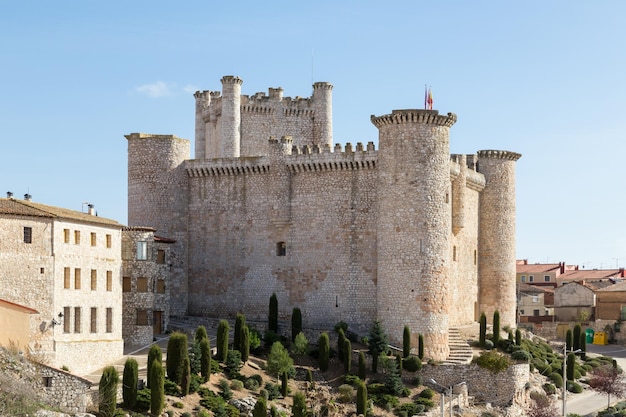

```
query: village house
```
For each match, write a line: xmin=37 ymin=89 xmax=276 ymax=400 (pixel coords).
xmin=516 ymin=260 xmax=577 ymax=288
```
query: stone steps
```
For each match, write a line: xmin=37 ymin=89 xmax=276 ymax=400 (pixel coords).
xmin=444 ymin=327 xmax=474 ymax=365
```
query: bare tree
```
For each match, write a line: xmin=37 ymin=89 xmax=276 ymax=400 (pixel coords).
xmin=527 ymin=391 xmax=558 ymax=417
xmin=588 ymin=364 xmax=626 ymax=409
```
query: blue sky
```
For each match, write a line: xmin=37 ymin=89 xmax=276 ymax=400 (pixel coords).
xmin=2 ymin=1 xmax=625 ymax=270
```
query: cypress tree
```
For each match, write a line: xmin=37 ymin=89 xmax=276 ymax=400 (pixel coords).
xmin=166 ymin=332 xmax=188 ymax=384
xmin=281 ymin=371 xmax=288 ymax=397
xmin=217 ymin=319 xmax=230 ymax=363
xmin=479 ymin=312 xmax=487 ymax=348
xmin=269 ymin=293 xmax=278 ymax=333
xmin=418 ymin=334 xmax=424 ymax=360
xmin=515 ymin=328 xmax=522 ymax=346
xmin=573 ymin=324 xmax=582 ymax=351
xmin=234 ymin=313 xmax=246 ymax=352
xmin=253 ymin=396 xmax=267 ymax=417
xmin=292 ymin=307 xmax=302 ymax=342
xmin=318 ymin=332 xmax=330 ymax=372
xmin=344 ymin=339 xmax=352 ymax=374
xmin=122 ymin=358 xmax=138 ymax=410
xmin=580 ymin=332 xmax=587 ymax=360
xmin=200 ymin=337 xmax=211 ymax=382
xmin=358 ymin=351 xmax=366 ymax=380
xmin=98 ymin=366 xmax=119 ymax=417
xmin=195 ymin=325 xmax=208 ymax=344
xmin=146 ymin=344 xmax=162 ymax=389
xmin=292 ymin=391 xmax=307 ymax=417
xmin=181 ymin=356 xmax=191 ymax=396
xmin=566 ymin=329 xmax=573 ymax=352
xmin=150 ymin=360 xmax=164 ymax=417
xmin=492 ymin=310 xmax=500 ymax=346
xmin=403 ymin=325 xmax=411 ymax=358
xmin=241 ymin=324 xmax=251 ymax=363
xmin=356 ymin=380 xmax=368 ymax=416
xmin=337 ymin=328 xmax=346 ymax=363
xmin=566 ymin=352 xmax=576 ymax=381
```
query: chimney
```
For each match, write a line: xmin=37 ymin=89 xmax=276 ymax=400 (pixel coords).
xmin=620 ymin=268 xmax=624 ymax=278
xmin=24 ymin=193 xmax=32 ymax=201
xmin=560 ymin=262 xmax=565 ymax=274
xmin=87 ymin=204 xmax=95 ymax=216
xmin=6 ymin=191 xmax=13 ymax=199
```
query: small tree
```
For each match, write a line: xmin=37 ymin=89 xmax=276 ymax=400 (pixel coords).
xmin=588 ymin=364 xmax=626 ymax=408
xmin=122 ymin=358 xmax=138 ymax=410
xmin=233 ymin=313 xmax=245 ymax=352
xmin=318 ymin=332 xmax=330 ymax=372
xmin=356 ymin=380 xmax=368 ymax=416
xmin=403 ymin=325 xmax=411 ymax=358
xmin=573 ymin=324 xmax=581 ymax=351
xmin=150 ymin=360 xmax=164 ymax=417
xmin=291 ymin=307 xmax=302 ymax=342
xmin=580 ymin=331 xmax=587 ymax=360
xmin=418 ymin=333 xmax=424 ymax=359
xmin=241 ymin=324 xmax=251 ymax=363
xmin=98 ymin=366 xmax=119 ymax=417
xmin=566 ymin=329 xmax=573 ymax=352
xmin=226 ymin=350 xmax=242 ymax=375
xmin=253 ymin=396 xmax=268 ymax=417
xmin=166 ymin=332 xmax=188 ymax=384
xmin=479 ymin=312 xmax=487 ymax=347
xmin=368 ymin=320 xmax=388 ymax=373
xmin=269 ymin=293 xmax=278 ymax=333
xmin=492 ymin=310 xmax=500 ymax=346
xmin=344 ymin=339 xmax=352 ymax=374
xmin=515 ymin=328 xmax=522 ymax=346
xmin=180 ymin=357 xmax=191 ymax=396
xmin=217 ymin=319 xmax=230 ymax=363
xmin=146 ymin=344 xmax=162 ymax=389
xmin=200 ymin=337 xmax=211 ymax=382
xmin=566 ymin=352 xmax=576 ymax=381
xmin=292 ymin=331 xmax=308 ymax=357
xmin=337 ymin=328 xmax=346 ymax=363
xmin=292 ymin=391 xmax=307 ymax=417
xmin=267 ymin=341 xmax=294 ymax=379
xmin=358 ymin=351 xmax=366 ymax=379
xmin=385 ymin=357 xmax=403 ymax=396
xmin=195 ymin=325 xmax=208 ymax=344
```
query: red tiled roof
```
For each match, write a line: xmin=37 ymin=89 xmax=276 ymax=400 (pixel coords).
xmin=558 ymin=269 xmax=623 ymax=282
xmin=517 ymin=263 xmax=561 ymax=273
xmin=0 ymin=198 xmax=121 ymax=227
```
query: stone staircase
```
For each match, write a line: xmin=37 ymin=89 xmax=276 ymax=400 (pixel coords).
xmin=444 ymin=327 xmax=474 ymax=365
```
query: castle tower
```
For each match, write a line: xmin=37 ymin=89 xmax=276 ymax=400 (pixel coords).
xmin=372 ymin=109 xmax=457 ymax=361
xmin=194 ymin=90 xmax=210 ymax=159
xmin=312 ymin=82 xmax=333 ymax=149
xmin=221 ymin=76 xmax=243 ymax=158
xmin=477 ymin=150 xmax=522 ymax=327
xmin=125 ymin=133 xmax=190 ymax=316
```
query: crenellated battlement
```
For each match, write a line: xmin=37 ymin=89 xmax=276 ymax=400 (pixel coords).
xmin=477 ymin=150 xmax=522 ymax=161
xmin=371 ymin=109 xmax=457 ymax=128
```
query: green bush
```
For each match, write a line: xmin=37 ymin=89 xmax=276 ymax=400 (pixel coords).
xmin=230 ymin=379 xmax=244 ymax=391
xmin=98 ymin=366 xmax=119 ymax=417
xmin=372 ymin=393 xmax=399 ymax=408
xmin=484 ymin=339 xmax=494 ymax=350
xmin=219 ymin=379 xmax=233 ymax=400
xmin=543 ymin=383 xmax=556 ymax=395
xmin=244 ymin=378 xmax=260 ymax=391
xmin=415 ymin=397 xmax=435 ymax=409
xmin=511 ymin=350 xmax=531 ymax=362
xmin=472 ymin=351 xmax=511 ymax=373
xmin=189 ymin=373 xmax=202 ymax=394
xmin=264 ymin=382 xmax=281 ymax=400
xmin=358 ymin=351 xmax=367 ymax=379
xmin=419 ymin=388 xmax=435 ymax=399
xmin=164 ymin=378 xmax=180 ymax=396
xmin=292 ymin=391 xmax=307 ymax=417
xmin=134 ymin=388 xmax=150 ymax=413
xmin=195 ymin=325 xmax=208 ymax=343
xmin=403 ymin=355 xmax=422 ymax=372
xmin=226 ymin=350 xmax=242 ymax=374
xmin=338 ymin=384 xmax=354 ymax=402
xmin=549 ymin=372 xmax=563 ymax=388
xmin=337 ymin=328 xmax=346 ymax=363
xmin=567 ymin=380 xmax=583 ymax=393
xmin=318 ymin=332 xmax=330 ymax=372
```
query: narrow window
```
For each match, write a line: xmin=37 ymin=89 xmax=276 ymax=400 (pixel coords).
xmin=136 ymin=310 xmax=149 ymax=325
xmin=90 ymin=232 xmax=96 ymax=247
xmin=74 ymin=268 xmax=81 ymax=289
xmin=23 ymin=227 xmax=32 ymax=244
xmin=74 ymin=230 xmax=80 ymax=244
xmin=43 ymin=376 xmax=53 ymax=387
xmin=276 ymin=242 xmax=286 ymax=256
xmin=533 ymin=309 xmax=540 ymax=316
xmin=453 ymin=246 xmax=457 ymax=261
xmin=106 ymin=234 xmax=112 ymax=248
xmin=91 ymin=269 xmax=97 ymax=290
xmin=64 ymin=267 xmax=70 ymax=289
xmin=521 ymin=275 xmax=526 ymax=283
xmin=544 ymin=275 xmax=550 ymax=282
xmin=137 ymin=277 xmax=148 ymax=292
xmin=529 ymin=275 xmax=534 ymax=283
xmin=474 ymin=250 xmax=477 ymax=265
xmin=90 ymin=307 xmax=97 ymax=333
xmin=106 ymin=308 xmax=112 ymax=333
xmin=106 ymin=271 xmax=112 ymax=291
xmin=156 ymin=249 xmax=165 ymax=264
xmin=156 ymin=279 xmax=166 ymax=294
xmin=445 ymin=193 xmax=449 ymax=203
xmin=63 ymin=229 xmax=70 ymax=243
xmin=74 ymin=307 xmax=81 ymax=333
xmin=63 ymin=306 xmax=71 ymax=333
xmin=122 ymin=276 xmax=131 ymax=292
xmin=136 ymin=241 xmax=147 ymax=260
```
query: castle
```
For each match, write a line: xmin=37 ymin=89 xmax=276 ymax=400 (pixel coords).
xmin=126 ymin=76 xmax=522 ymax=360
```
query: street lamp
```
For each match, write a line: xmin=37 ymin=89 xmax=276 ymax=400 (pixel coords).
xmin=430 ymin=378 xmax=466 ymax=417
xmin=562 ymin=345 xmax=582 ymax=417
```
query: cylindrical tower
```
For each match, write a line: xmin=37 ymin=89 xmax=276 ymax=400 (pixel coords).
xmin=372 ymin=109 xmax=457 ymax=361
xmin=312 ymin=82 xmax=333 ymax=149
xmin=220 ymin=76 xmax=243 ymax=158
xmin=126 ymin=133 xmax=190 ymax=316
xmin=477 ymin=150 xmax=522 ymax=327
xmin=194 ymin=90 xmax=210 ymax=160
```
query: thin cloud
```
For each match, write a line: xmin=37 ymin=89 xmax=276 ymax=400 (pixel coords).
xmin=135 ymin=81 xmax=173 ymax=98
xmin=183 ymin=84 xmax=199 ymax=94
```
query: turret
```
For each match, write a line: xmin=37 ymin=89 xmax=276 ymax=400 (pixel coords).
xmin=372 ymin=109 xmax=457 ymax=361
xmin=194 ymin=91 xmax=210 ymax=159
xmin=221 ymin=76 xmax=243 ymax=158
xmin=477 ymin=150 xmax=522 ymax=327
xmin=312 ymin=82 xmax=333 ymax=149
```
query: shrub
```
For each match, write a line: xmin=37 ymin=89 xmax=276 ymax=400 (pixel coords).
xmin=226 ymin=350 xmax=242 ymax=375
xmin=269 ymin=293 xmax=278 ymax=333
xmin=543 ymin=383 xmax=556 ymax=395
xmin=249 ymin=327 xmax=262 ymax=353
xmin=403 ymin=355 xmax=422 ymax=372
xmin=134 ymin=388 xmax=150 ymax=413
xmin=567 ymin=352 xmax=576 ymax=381
xmin=173 ymin=401 xmax=184 ymax=408
xmin=164 ymin=378 xmax=180 ymax=396
xmin=146 ymin=344 xmax=162 ymax=389
xmin=264 ymin=382 xmax=281 ymax=400
xmin=292 ymin=332 xmax=308 ymax=357
xmin=338 ymin=384 xmax=354 ymax=402
xmin=573 ymin=324 xmax=582 ymax=351
xmin=219 ymin=379 xmax=233 ymax=400
xmin=150 ymin=360 xmax=164 ymax=417
xmin=264 ymin=330 xmax=281 ymax=348
xmin=567 ymin=380 xmax=583 ymax=393
xmin=515 ymin=329 xmax=522 ymax=346
xmin=415 ymin=397 xmax=435 ymax=408
xmin=230 ymin=379 xmax=244 ymax=391
xmin=281 ymin=372 xmax=289 ymax=397
xmin=403 ymin=325 xmax=411 ymax=358
xmin=189 ymin=373 xmax=202 ymax=394
xmin=419 ymin=388 xmax=435 ymax=399
xmin=166 ymin=332 xmax=188 ymax=384
xmin=244 ymin=377 xmax=260 ymax=391
xmin=292 ymin=391 xmax=307 ymax=417
xmin=550 ymin=372 xmax=563 ymax=388
xmin=372 ymin=393 xmax=399 ymax=409
xmin=356 ymin=381 xmax=368 ymax=416
xmin=122 ymin=358 xmax=138 ymax=410
xmin=98 ymin=366 xmax=119 ymax=417
xmin=217 ymin=320 xmax=230 ymax=363
xmin=566 ymin=329 xmax=573 ymax=352
xmin=473 ymin=351 xmax=511 ymax=373
xmin=511 ymin=350 xmax=531 ymax=362
xmin=484 ymin=339 xmax=494 ymax=350
xmin=318 ymin=332 xmax=330 ymax=372
xmin=291 ymin=308 xmax=303 ymax=343
xmin=253 ymin=397 xmax=267 ymax=417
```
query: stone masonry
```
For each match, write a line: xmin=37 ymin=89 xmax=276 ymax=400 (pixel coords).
xmin=126 ymin=76 xmax=522 ymax=360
